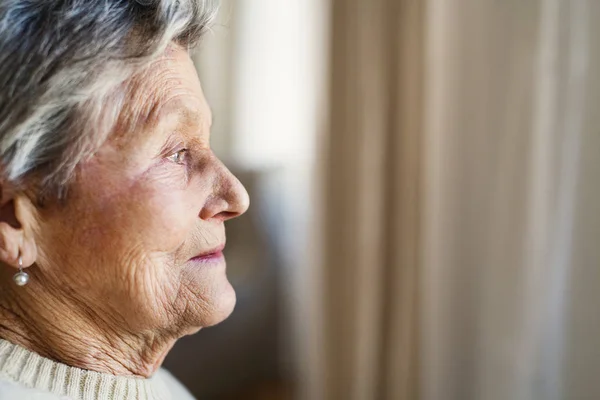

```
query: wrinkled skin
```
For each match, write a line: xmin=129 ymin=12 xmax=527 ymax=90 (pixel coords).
xmin=0 ymin=45 xmax=249 ymax=377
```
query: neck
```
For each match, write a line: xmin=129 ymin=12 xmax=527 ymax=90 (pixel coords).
xmin=0 ymin=278 xmax=173 ymax=378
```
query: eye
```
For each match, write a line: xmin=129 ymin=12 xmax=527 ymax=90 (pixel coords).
xmin=166 ymin=149 xmax=188 ymax=165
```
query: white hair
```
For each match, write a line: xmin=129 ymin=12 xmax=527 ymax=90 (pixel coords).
xmin=0 ymin=0 xmax=218 ymax=198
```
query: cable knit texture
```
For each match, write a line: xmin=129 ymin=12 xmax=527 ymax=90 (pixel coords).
xmin=0 ymin=339 xmax=194 ymax=400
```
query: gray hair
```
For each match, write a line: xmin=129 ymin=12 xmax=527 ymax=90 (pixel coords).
xmin=0 ymin=0 xmax=218 ymax=197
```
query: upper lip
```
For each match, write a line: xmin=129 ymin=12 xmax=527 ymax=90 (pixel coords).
xmin=191 ymin=244 xmax=225 ymax=259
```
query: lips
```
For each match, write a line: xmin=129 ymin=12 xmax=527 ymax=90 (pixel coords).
xmin=190 ymin=245 xmax=225 ymax=262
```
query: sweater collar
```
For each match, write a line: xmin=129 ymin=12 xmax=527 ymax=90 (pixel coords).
xmin=0 ymin=339 xmax=171 ymax=400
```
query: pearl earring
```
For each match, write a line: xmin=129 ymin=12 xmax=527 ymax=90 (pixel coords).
xmin=13 ymin=254 xmax=29 ymax=286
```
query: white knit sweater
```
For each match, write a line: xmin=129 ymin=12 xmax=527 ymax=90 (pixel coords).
xmin=0 ymin=339 xmax=195 ymax=400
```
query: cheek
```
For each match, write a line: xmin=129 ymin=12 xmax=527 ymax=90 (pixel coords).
xmin=128 ymin=185 xmax=197 ymax=250
xmin=93 ymin=173 xmax=204 ymax=254
xmin=39 ymin=172 xmax=206 ymax=289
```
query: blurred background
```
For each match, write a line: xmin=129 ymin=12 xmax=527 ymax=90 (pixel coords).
xmin=164 ymin=1 xmax=600 ymax=399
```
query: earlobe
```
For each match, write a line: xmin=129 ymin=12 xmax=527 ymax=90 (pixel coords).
xmin=18 ymin=229 xmax=38 ymax=270
xmin=0 ymin=192 xmax=38 ymax=270
xmin=0 ymin=221 xmax=21 ymax=267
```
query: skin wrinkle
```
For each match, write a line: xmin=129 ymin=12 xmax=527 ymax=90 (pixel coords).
xmin=116 ymin=50 xmax=210 ymax=145
xmin=0 ymin=45 xmax=249 ymax=377
xmin=3 ymin=285 xmax=136 ymax=374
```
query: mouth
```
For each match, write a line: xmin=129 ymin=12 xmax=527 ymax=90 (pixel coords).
xmin=189 ymin=245 xmax=225 ymax=263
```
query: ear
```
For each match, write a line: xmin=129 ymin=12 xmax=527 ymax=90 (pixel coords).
xmin=0 ymin=184 xmax=37 ymax=270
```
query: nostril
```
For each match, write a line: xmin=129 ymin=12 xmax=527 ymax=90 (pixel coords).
xmin=217 ymin=211 xmax=241 ymax=222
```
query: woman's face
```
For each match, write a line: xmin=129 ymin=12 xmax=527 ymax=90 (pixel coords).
xmin=31 ymin=46 xmax=249 ymax=337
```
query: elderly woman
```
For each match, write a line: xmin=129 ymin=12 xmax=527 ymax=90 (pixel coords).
xmin=0 ymin=0 xmax=249 ymax=399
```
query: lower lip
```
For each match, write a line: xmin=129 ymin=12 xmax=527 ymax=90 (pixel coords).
xmin=189 ymin=251 xmax=224 ymax=265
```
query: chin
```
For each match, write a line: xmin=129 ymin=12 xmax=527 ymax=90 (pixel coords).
xmin=184 ymin=279 xmax=237 ymax=331
xmin=177 ymin=263 xmax=237 ymax=330
xmin=202 ymin=280 xmax=237 ymax=327
xmin=174 ymin=283 xmax=236 ymax=337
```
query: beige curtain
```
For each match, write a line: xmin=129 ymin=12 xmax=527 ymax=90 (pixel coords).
xmin=318 ymin=1 xmax=422 ymax=399
xmin=313 ymin=0 xmax=600 ymax=399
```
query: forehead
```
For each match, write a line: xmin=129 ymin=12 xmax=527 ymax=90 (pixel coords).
xmin=115 ymin=45 xmax=211 ymax=140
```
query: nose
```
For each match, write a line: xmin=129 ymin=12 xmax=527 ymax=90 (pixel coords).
xmin=200 ymin=158 xmax=250 ymax=222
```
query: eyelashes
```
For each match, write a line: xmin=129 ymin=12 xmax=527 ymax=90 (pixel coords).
xmin=166 ymin=148 xmax=188 ymax=165
xmin=161 ymin=136 xmax=210 ymax=173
